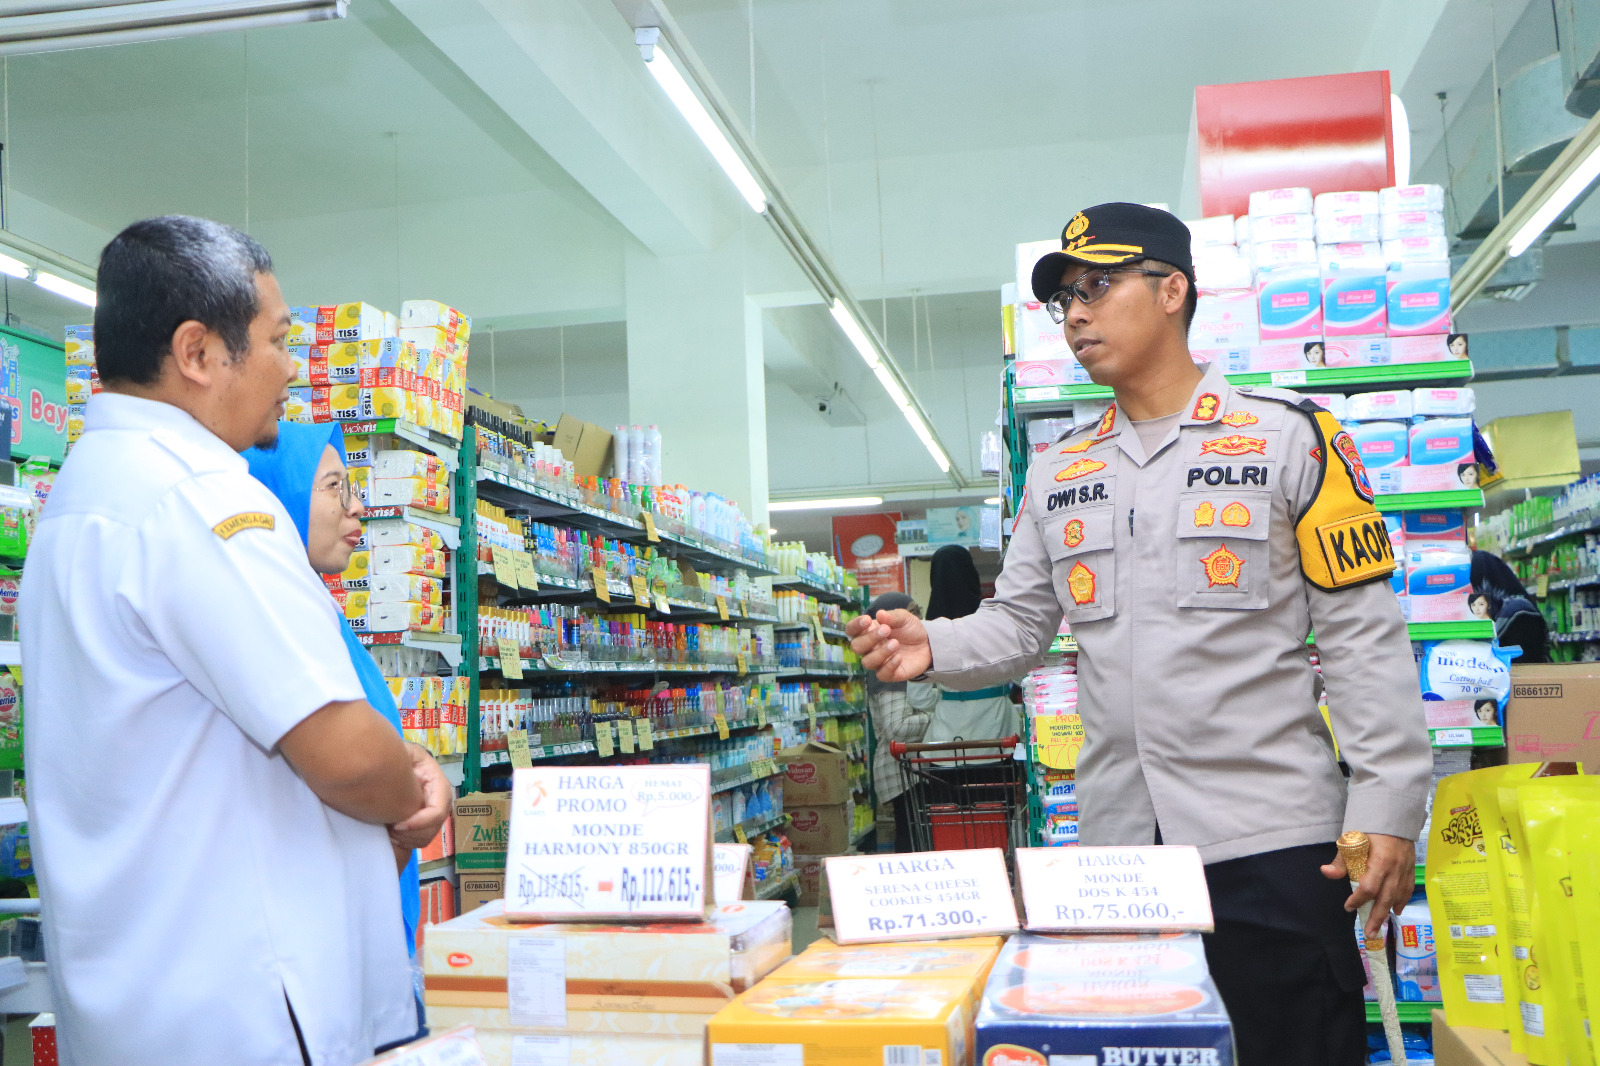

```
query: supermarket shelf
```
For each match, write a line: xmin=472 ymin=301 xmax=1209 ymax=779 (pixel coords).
xmin=755 ymin=870 xmax=799 ymax=901
xmin=775 ymin=664 xmax=863 ymax=679
xmin=1503 ymin=512 xmax=1600 ymax=558
xmin=1544 ymin=572 xmax=1600 ymax=593
xmin=341 ymin=418 xmax=461 ymax=471
xmin=715 ymin=811 xmax=788 ymax=844
xmin=360 ymin=505 xmax=461 ymax=550
xmin=1552 ymin=629 xmax=1600 ymax=643
xmin=1406 ymin=620 xmax=1495 ymax=641
xmin=1430 ymin=725 xmax=1504 ymax=748
xmin=851 ymin=824 xmax=876 ymax=847
xmin=770 ymin=574 xmax=862 ymax=608
xmin=0 ymin=642 xmax=18 ymax=667
xmin=1012 ymin=361 xmax=1474 ymax=411
xmin=475 ymin=469 xmax=776 ymax=576
xmin=810 ymin=702 xmax=868 ymax=721
xmin=0 ymin=960 xmax=51 ymax=1014
xmin=356 ymin=630 xmax=462 ymax=668
xmin=778 ymin=622 xmax=850 ymax=637
xmin=477 ymin=657 xmax=766 ymax=676
xmin=712 ymin=761 xmax=783 ymax=795
xmin=418 ymin=857 xmax=453 ymax=874
xmin=1373 ymin=489 xmax=1485 ymax=514
xmin=477 ymin=562 xmax=776 ymax=622
xmin=1365 ymin=1002 xmax=1435 ymax=1025
xmin=437 ymin=753 xmax=465 ymax=789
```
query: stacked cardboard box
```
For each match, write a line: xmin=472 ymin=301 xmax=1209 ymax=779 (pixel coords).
xmin=423 ymin=898 xmax=791 ymax=1066
xmin=452 ymin=792 xmax=511 ymax=916
xmin=780 ymin=741 xmax=856 ymax=857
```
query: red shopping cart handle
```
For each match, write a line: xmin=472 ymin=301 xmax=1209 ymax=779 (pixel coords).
xmin=891 ymin=735 xmax=1019 ymax=757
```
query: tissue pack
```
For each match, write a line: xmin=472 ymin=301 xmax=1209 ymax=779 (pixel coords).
xmin=1406 ymin=548 xmax=1473 ymax=623
xmin=1319 ymin=243 xmax=1388 ymax=337
xmin=1256 ymin=263 xmax=1323 ymax=340
xmin=710 ymin=977 xmax=972 ymax=1066
xmin=1387 ymin=260 xmax=1452 ymax=336
xmin=975 ymin=933 xmax=1233 ymax=1066
xmin=1250 ymin=187 xmax=1313 ymax=216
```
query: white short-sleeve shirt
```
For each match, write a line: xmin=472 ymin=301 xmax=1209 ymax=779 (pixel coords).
xmin=19 ymin=394 xmax=415 ymax=1066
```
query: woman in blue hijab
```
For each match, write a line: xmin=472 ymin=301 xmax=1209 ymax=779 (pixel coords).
xmin=244 ymin=421 xmax=426 ymax=1040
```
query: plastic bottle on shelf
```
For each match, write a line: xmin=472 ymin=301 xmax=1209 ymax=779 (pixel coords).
xmin=612 ymin=425 xmax=632 ymax=483
xmin=628 ymin=425 xmax=646 ymax=487
xmin=642 ymin=424 xmax=662 ymax=485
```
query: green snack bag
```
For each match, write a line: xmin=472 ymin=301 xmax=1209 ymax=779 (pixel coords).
xmin=1518 ymin=781 xmax=1600 ymax=1066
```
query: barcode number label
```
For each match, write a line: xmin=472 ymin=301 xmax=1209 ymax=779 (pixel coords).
xmin=1464 ymin=974 xmax=1504 ymax=1003
xmin=883 ymin=1048 xmax=923 ymax=1066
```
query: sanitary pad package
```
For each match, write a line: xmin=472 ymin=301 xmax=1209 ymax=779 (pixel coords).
xmin=1387 ymin=258 xmax=1452 ymax=337
xmin=1380 ymin=184 xmax=1446 ymax=214
xmin=1347 ymin=421 xmax=1409 ymax=495
xmin=1256 ymin=262 xmax=1323 ymax=340
xmin=1319 ymin=243 xmax=1388 ymax=338
xmin=1402 ymin=510 xmax=1466 ymax=545
xmin=1411 ymin=387 xmax=1475 ymax=416
xmin=1404 ymin=418 xmax=1475 ymax=492
xmin=974 ymin=933 xmax=1233 ymax=1066
xmin=1406 ymin=547 xmax=1474 ymax=623
xmin=1250 ymin=187 xmax=1313 ymax=216
xmin=1345 ymin=390 xmax=1414 ymax=422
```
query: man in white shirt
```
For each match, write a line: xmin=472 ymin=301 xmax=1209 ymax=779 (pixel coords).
xmin=20 ymin=216 xmax=450 ymax=1065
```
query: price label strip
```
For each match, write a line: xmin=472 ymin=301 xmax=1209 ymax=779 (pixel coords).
xmin=733 ymin=824 xmax=748 ymax=844
xmin=640 ymin=510 xmax=660 ymax=543
xmin=716 ymin=595 xmax=729 ymax=621
xmin=491 ymin=546 xmax=519 ymax=587
xmin=631 ymin=575 xmax=651 ymax=608
xmin=507 ymin=728 xmax=533 ymax=769
xmin=497 ymin=637 xmax=524 ymax=680
xmin=503 ymin=764 xmax=711 ymax=920
xmin=1014 ymin=845 xmax=1215 ymax=933
xmin=1433 ymin=728 xmax=1474 ymax=747
xmin=595 ymin=720 xmax=615 ymax=758
xmin=755 ymin=704 xmax=767 ymax=728
xmin=617 ymin=718 xmax=636 ymax=754
xmin=824 ymin=847 xmax=1019 ymax=944
xmin=635 ymin=719 xmax=654 ymax=750
xmin=808 ymin=612 xmax=825 ymax=643
xmin=592 ymin=566 xmax=611 ymax=603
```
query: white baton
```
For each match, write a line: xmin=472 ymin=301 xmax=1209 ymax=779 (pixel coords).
xmin=1338 ymin=831 xmax=1406 ymax=1065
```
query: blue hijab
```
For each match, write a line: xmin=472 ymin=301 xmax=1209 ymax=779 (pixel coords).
xmin=243 ymin=421 xmax=421 ymax=960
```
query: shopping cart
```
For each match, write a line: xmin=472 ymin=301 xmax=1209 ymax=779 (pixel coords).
xmin=890 ymin=736 xmax=1026 ymax=861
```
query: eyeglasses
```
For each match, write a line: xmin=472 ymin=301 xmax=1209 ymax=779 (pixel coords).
xmin=1045 ymin=266 xmax=1175 ymax=323
xmin=322 ymin=473 xmax=358 ymax=512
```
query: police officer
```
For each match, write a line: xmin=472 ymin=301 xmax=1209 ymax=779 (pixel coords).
xmin=847 ymin=203 xmax=1431 ymax=1066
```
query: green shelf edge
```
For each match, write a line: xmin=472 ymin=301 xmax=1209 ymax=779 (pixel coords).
xmin=1012 ymin=360 xmax=1474 ymax=408
xmin=1365 ymin=1001 xmax=1437 ymax=1024
xmin=1406 ymin=620 xmax=1495 ymax=640
xmin=1375 ymin=490 xmax=1485 ymax=513
xmin=1429 ymin=725 xmax=1504 ymax=748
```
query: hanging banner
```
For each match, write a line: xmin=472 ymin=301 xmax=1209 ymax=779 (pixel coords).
xmin=832 ymin=511 xmax=904 ymax=596
xmin=2 ymin=327 xmax=62 ymax=463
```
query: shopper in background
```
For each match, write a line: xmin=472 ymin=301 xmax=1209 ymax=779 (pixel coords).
xmin=849 ymin=203 xmax=1430 ymax=1066
xmin=1470 ymin=549 xmax=1550 ymax=663
xmin=19 ymin=216 xmax=448 ymax=1066
xmin=922 ymin=546 xmax=1021 ymax=751
xmin=864 ymin=592 xmax=938 ymax=852
xmin=245 ymin=421 xmax=437 ymax=1046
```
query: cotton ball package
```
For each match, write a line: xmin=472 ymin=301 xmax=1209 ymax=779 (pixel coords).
xmin=1419 ymin=640 xmax=1513 ymax=703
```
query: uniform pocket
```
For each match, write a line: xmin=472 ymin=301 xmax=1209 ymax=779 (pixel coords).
xmin=1041 ymin=506 xmax=1116 ymax=623
xmin=1174 ymin=489 xmax=1272 ymax=610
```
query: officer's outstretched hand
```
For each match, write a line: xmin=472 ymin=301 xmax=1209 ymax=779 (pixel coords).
xmin=847 ymin=609 xmax=933 ymax=682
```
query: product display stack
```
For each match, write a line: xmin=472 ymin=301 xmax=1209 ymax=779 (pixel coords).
xmin=1479 ymin=474 xmax=1600 ymax=659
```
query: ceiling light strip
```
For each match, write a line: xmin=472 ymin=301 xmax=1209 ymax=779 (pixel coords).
xmin=768 ymin=496 xmax=884 ymax=512
xmin=0 ymin=0 xmax=345 ymax=55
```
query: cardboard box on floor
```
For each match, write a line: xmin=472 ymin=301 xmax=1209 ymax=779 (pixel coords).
xmin=551 ymin=414 xmax=613 ymax=479
xmin=1505 ymin=663 xmax=1600 ymax=768
xmin=458 ymin=870 xmax=504 ymax=912
xmin=1431 ymin=1011 xmax=1531 ymax=1066
xmin=779 ymin=741 xmax=853 ymax=805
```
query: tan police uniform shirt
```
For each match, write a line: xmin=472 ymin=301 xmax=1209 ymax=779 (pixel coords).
xmin=925 ymin=359 xmax=1432 ymax=863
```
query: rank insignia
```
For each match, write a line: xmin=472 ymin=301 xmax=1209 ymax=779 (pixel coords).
xmin=1191 ymin=393 xmax=1221 ymax=421
xmin=1220 ymin=410 xmax=1259 ymax=428
xmin=1055 ymin=458 xmax=1107 ymax=482
xmin=1200 ymin=434 xmax=1267 ymax=456
xmin=1220 ymin=502 xmax=1251 ymax=527
xmin=1193 ymin=502 xmax=1216 ymax=528
xmin=1063 ymin=519 xmax=1085 ymax=548
xmin=1331 ymin=430 xmax=1375 ymax=502
xmin=1200 ymin=544 xmax=1244 ymax=588
xmin=1060 ymin=436 xmax=1098 ymax=454
xmin=1095 ymin=404 xmax=1117 ymax=437
xmin=1067 ymin=561 xmax=1097 ymax=605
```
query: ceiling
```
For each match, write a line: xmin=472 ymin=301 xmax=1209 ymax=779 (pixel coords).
xmin=7 ymin=0 xmax=1599 ymax=526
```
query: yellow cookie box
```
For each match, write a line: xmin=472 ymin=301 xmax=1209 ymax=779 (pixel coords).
xmin=463 ymin=1030 xmax=699 ymax=1066
xmin=708 ymin=977 xmax=973 ymax=1066
xmin=771 ymin=937 xmax=1003 ymax=1013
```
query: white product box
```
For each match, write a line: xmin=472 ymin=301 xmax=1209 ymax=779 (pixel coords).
xmin=1251 ymin=239 xmax=1318 ymax=268
xmin=1382 ymin=235 xmax=1450 ymax=262
xmin=1381 ymin=210 xmax=1446 ymax=241
xmin=1315 ymin=212 xmax=1380 ymax=244
xmin=1380 ymin=184 xmax=1446 ymax=214
xmin=1250 ymin=212 xmax=1315 ymax=242
xmin=1314 ymin=190 xmax=1380 ymax=217
xmin=1184 ymin=215 xmax=1236 ymax=249
xmin=1412 ymin=387 xmax=1475 ymax=416
xmin=1346 ymin=390 xmax=1414 ymax=422
xmin=1250 ymin=186 xmax=1313 ymax=216
xmin=1190 ymin=288 xmax=1261 ymax=349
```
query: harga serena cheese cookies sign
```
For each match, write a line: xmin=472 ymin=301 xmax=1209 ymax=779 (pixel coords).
xmin=825 ymin=848 xmax=1019 ymax=944
xmin=503 ymin=765 xmax=711 ymax=921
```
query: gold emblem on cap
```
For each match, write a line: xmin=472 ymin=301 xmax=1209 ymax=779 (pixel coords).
xmin=1064 ymin=212 xmax=1090 ymax=240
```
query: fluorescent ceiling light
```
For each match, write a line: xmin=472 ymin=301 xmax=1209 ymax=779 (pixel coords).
xmin=1390 ymin=93 xmax=1410 ymax=188
xmin=639 ymin=32 xmax=766 ymax=214
xmin=769 ymin=496 xmax=883 ymax=512
xmin=984 ymin=497 xmax=1002 ymax=505
xmin=0 ymin=254 xmax=27 ymax=280
xmin=829 ymin=299 xmax=879 ymax=368
xmin=0 ymin=0 xmax=346 ymax=56
xmin=1509 ymin=138 xmax=1600 ymax=256
xmin=34 ymin=272 xmax=95 ymax=307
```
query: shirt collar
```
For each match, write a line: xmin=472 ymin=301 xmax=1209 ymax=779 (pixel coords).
xmin=83 ymin=392 xmax=246 ymax=471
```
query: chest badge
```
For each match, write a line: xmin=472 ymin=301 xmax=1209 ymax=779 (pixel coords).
xmin=1220 ymin=410 xmax=1259 ymax=428
xmin=1200 ymin=434 xmax=1267 ymax=457
xmin=1095 ymin=404 xmax=1117 ymax=436
xmin=1063 ymin=519 xmax=1085 ymax=547
xmin=1193 ymin=502 xmax=1216 ymax=528
xmin=1055 ymin=458 xmax=1107 ymax=482
xmin=1220 ymin=502 xmax=1251 ymax=527
xmin=1060 ymin=436 xmax=1098 ymax=454
xmin=1066 ymin=561 xmax=1097 ymax=605
xmin=1191 ymin=393 xmax=1221 ymax=421
xmin=1200 ymin=544 xmax=1245 ymax=588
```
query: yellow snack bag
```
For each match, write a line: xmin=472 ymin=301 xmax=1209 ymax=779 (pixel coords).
xmin=1497 ymin=780 xmax=1571 ymax=1064
xmin=1572 ymin=813 xmax=1600 ymax=1063
xmin=1430 ymin=764 xmax=1555 ymax=1029
xmin=1519 ymin=783 xmax=1600 ymax=1066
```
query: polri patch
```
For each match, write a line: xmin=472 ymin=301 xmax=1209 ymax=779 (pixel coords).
xmin=1055 ymin=458 xmax=1107 ymax=482
xmin=1200 ymin=434 xmax=1267 ymax=456
xmin=1200 ymin=544 xmax=1244 ymax=587
xmin=213 ymin=512 xmax=276 ymax=539
xmin=1066 ymin=561 xmax=1097 ymax=605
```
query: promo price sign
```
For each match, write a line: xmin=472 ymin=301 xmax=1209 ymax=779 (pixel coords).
xmin=712 ymin=842 xmax=751 ymax=903
xmin=1014 ymin=846 xmax=1214 ymax=933
xmin=824 ymin=847 xmax=1019 ymax=944
xmin=504 ymin=764 xmax=712 ymax=921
